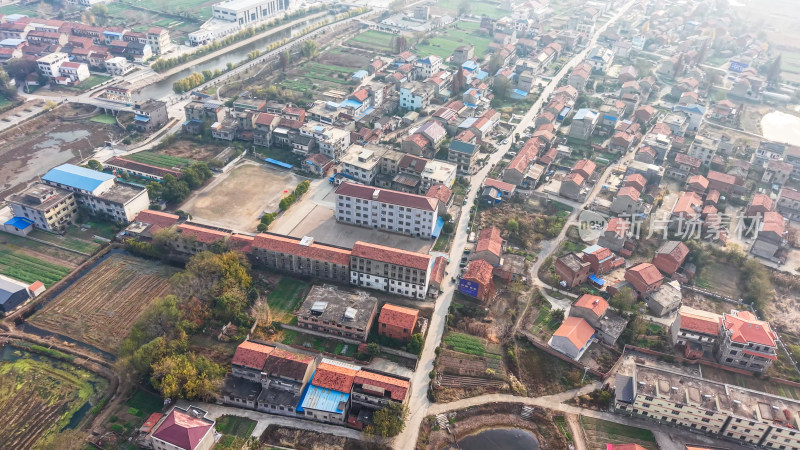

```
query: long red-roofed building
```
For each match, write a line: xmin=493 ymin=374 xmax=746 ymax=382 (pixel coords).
xmin=351 ymin=241 xmax=433 ymax=299
xmin=231 ymin=340 xmax=275 ymax=381
xmin=251 ymin=233 xmax=351 ymax=283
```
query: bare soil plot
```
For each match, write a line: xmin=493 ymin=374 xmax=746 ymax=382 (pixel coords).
xmin=516 ymin=339 xmax=588 ymax=396
xmin=0 ymin=104 xmax=124 ymax=198
xmin=30 ymin=253 xmax=177 ymax=353
xmin=153 ymin=137 xmax=231 ymax=162
xmin=694 ymin=261 xmax=741 ymax=299
xmin=181 ymin=162 xmax=303 ymax=231
xmin=580 ymin=416 xmax=657 ymax=450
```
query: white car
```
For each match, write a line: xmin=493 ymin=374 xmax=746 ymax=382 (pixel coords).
xmin=502 ymin=139 xmax=509 ymax=144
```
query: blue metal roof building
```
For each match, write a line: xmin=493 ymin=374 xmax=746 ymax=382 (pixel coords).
xmin=42 ymin=164 xmax=115 ymax=194
xmin=449 ymin=140 xmax=477 ymax=155
xmin=297 ymin=384 xmax=350 ymax=415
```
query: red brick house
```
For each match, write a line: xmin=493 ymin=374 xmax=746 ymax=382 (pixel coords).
xmin=459 ymin=259 xmax=496 ymax=301
xmin=554 ymin=253 xmax=590 ymax=288
xmin=581 ymin=245 xmax=625 ymax=274
xmin=625 ymin=263 xmax=664 ymax=296
xmin=706 ymin=170 xmax=736 ymax=195
xmin=378 ymin=304 xmax=419 ymax=342
xmin=652 ymin=241 xmax=689 ymax=276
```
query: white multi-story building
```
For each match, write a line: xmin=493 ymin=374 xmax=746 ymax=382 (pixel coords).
xmin=399 ymin=82 xmax=433 ymax=111
xmin=414 ymin=55 xmax=443 ymax=79
xmin=58 ymin=62 xmax=90 ymax=83
xmin=36 ymin=52 xmax=68 ymax=79
xmin=146 ymin=27 xmax=173 ymax=55
xmin=41 ymin=164 xmax=149 ymax=223
xmin=105 ymin=56 xmax=133 ymax=76
xmin=212 ymin=0 xmax=287 ymax=26
xmin=334 ymin=182 xmax=440 ymax=239
xmin=300 ymin=123 xmax=351 ymax=160
xmin=688 ymin=134 xmax=720 ymax=165
xmin=340 ymin=145 xmax=384 ymax=184
xmin=716 ymin=310 xmax=777 ymax=373
xmin=615 ymin=363 xmax=800 ymax=448
xmin=350 ymin=241 xmax=433 ymax=299
xmin=8 ymin=183 xmax=77 ymax=233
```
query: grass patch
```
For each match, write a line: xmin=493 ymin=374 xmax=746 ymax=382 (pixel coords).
xmin=125 ymin=390 xmax=163 ymax=416
xmin=581 ymin=416 xmax=656 ymax=449
xmin=215 ymin=415 xmax=257 ymax=437
xmin=416 ymin=23 xmax=493 ymax=59
xmin=280 ymin=329 xmax=356 ymax=357
xmin=435 ymin=0 xmax=510 ymax=19
xmin=91 ymin=114 xmax=118 ymax=125
xmin=125 ymin=151 xmax=192 ymax=169
xmin=346 ymin=30 xmax=395 ymax=51
xmin=28 ymin=230 xmax=100 ymax=254
xmin=266 ymin=277 xmax=308 ymax=323
xmin=553 ymin=416 xmax=572 ymax=442
xmin=74 ymin=75 xmax=112 ymax=91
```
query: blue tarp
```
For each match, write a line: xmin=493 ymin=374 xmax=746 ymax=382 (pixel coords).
xmin=589 ymin=274 xmax=605 ymax=286
xmin=297 ymin=379 xmax=349 ymax=414
xmin=265 ymin=158 xmax=293 ymax=169
xmin=431 ymin=217 xmax=445 ymax=238
xmin=134 ymin=115 xmax=150 ymax=122
xmin=4 ymin=217 xmax=33 ymax=229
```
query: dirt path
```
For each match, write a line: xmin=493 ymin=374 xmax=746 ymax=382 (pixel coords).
xmin=566 ymin=413 xmax=588 ymax=450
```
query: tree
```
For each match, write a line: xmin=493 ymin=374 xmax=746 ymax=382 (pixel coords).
xmin=493 ymin=76 xmax=511 ymax=100
xmin=161 ymin=174 xmax=190 ymax=204
xmin=407 ymin=333 xmax=423 ymax=355
xmin=550 ymin=308 xmax=565 ymax=326
xmin=457 ymin=0 xmax=471 ymax=16
xmin=767 ymin=54 xmax=782 ymax=85
xmin=452 ymin=66 xmax=466 ymax=93
xmin=87 ymin=159 xmax=103 ymax=171
xmin=150 ymin=353 xmax=224 ymax=400
xmin=302 ymin=40 xmax=318 ymax=59
xmin=489 ymin=52 xmax=504 ymax=74
xmin=5 ymin=58 xmax=37 ymax=82
xmin=505 ymin=218 xmax=519 ymax=233
xmin=365 ymin=402 xmax=409 ymax=438
xmin=609 ymin=287 xmax=636 ymax=311
xmin=279 ymin=51 xmax=290 ymax=72
xmin=366 ymin=342 xmax=380 ymax=355
xmin=442 ymin=222 xmax=454 ymax=234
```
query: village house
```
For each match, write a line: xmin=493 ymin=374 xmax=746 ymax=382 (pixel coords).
xmin=716 ymin=310 xmax=777 ymax=373
xmin=458 ymin=259 xmax=496 ymax=301
xmin=554 ymin=252 xmax=591 ymax=288
xmin=669 ymin=306 xmax=721 ymax=359
xmin=549 ymin=317 xmax=594 ymax=360
xmin=378 ymin=303 xmax=419 ymax=342
xmin=625 ymin=263 xmax=664 ymax=297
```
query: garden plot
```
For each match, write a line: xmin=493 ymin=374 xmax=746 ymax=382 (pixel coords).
xmin=30 ymin=253 xmax=177 ymax=353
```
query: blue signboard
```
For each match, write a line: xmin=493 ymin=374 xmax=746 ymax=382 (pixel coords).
xmin=729 ymin=61 xmax=748 ymax=73
xmin=458 ymin=279 xmax=479 ymax=298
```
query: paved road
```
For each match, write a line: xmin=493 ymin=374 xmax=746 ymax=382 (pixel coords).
xmin=394 ymin=2 xmax=638 ymax=448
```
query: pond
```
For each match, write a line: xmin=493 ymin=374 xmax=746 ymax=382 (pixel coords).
xmin=760 ymin=111 xmax=800 ymax=147
xmin=448 ymin=428 xmax=540 ymax=450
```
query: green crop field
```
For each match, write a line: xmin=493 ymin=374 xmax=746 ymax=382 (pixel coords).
xmin=435 ymin=0 xmax=510 ymax=19
xmin=216 ymin=415 xmax=256 ymax=437
xmin=126 ymin=152 xmax=191 ymax=169
xmin=74 ymin=75 xmax=112 ymax=91
xmin=416 ymin=24 xmax=493 ymax=59
xmin=581 ymin=416 xmax=657 ymax=449
xmin=267 ymin=277 xmax=308 ymax=322
xmin=443 ymin=332 xmax=488 ymax=356
xmin=0 ymin=248 xmax=71 ymax=287
xmin=90 ymin=114 xmax=118 ymax=125
xmin=28 ymin=230 xmax=100 ymax=254
xmin=346 ymin=30 xmax=395 ymax=51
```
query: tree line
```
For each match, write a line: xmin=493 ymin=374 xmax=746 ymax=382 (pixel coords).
xmin=146 ymin=161 xmax=213 ymax=204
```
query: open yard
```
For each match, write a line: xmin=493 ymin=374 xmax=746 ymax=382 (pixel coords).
xmin=701 ymin=364 xmax=800 ymax=399
xmin=694 ymin=261 xmax=741 ymax=299
xmin=580 ymin=416 xmax=657 ymax=450
xmin=279 ymin=329 xmax=357 ymax=358
xmin=28 ymin=229 xmax=102 ymax=255
xmin=0 ymin=348 xmax=107 ymax=449
xmin=30 ymin=252 xmax=177 ymax=353
xmin=345 ymin=30 xmax=395 ymax=52
xmin=277 ymin=47 xmax=372 ymax=100
xmin=516 ymin=339 xmax=589 ymax=396
xmin=181 ymin=161 xmax=304 ymax=231
xmin=416 ymin=21 xmax=494 ymax=59
xmin=0 ymin=231 xmax=77 ymax=287
xmin=266 ymin=277 xmax=309 ymax=323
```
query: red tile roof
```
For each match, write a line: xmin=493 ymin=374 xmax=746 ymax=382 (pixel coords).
xmin=312 ymin=362 xmax=359 ymax=392
xmin=426 ymin=184 xmax=452 ymax=204
xmin=134 ymin=210 xmax=179 ymax=234
xmin=463 ymin=259 xmax=494 ymax=285
xmin=255 ymin=113 xmax=277 ymax=126
xmin=564 ymin=172 xmax=585 ymax=186
xmin=263 ymin=348 xmax=314 ymax=380
xmin=686 ymin=175 xmax=708 ymax=191
xmin=177 ymin=224 xmax=229 ymax=244
xmin=675 ymin=153 xmax=701 ymax=168
xmin=749 ymin=193 xmax=773 ymax=211
xmin=152 ymin=408 xmax=213 ymax=450
xmin=228 ymin=234 xmax=254 ymax=253
xmin=672 ymin=191 xmax=703 ymax=218
xmin=626 ymin=263 xmax=663 ymax=287
xmin=28 ymin=280 xmax=44 ymax=293
xmin=484 ymin=177 xmax=515 ymax=193
xmin=782 ymin=187 xmax=800 ymax=202
xmin=679 ymin=311 xmax=720 ymax=335
xmin=141 ymin=412 xmax=163 ymax=433
xmin=608 ymin=445 xmax=648 ymax=450
xmin=379 ymin=303 xmax=419 ymax=330
xmin=573 ymin=294 xmax=608 ymax=318
xmin=617 ymin=186 xmax=640 ymax=200
xmin=707 ymin=170 xmax=736 ymax=185
xmin=252 ymin=233 xmax=351 ymax=266
xmin=606 ymin=217 xmax=629 ymax=237
xmin=351 ymin=88 xmax=369 ymax=102
xmin=354 ymin=370 xmax=410 ymax=401
xmin=430 ymin=256 xmax=447 ymax=285
xmin=351 ymin=241 xmax=431 ymax=271
xmin=232 ymin=340 xmax=275 ymax=370
xmin=722 ymin=311 xmax=776 ymax=347
xmin=476 ymin=227 xmax=503 ymax=258
xmin=624 ymin=173 xmax=647 ymax=191
xmin=336 ymin=182 xmax=438 ymax=212
xmin=553 ymin=317 xmax=594 ymax=349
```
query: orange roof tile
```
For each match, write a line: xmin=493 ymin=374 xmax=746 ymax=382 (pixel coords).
xmin=476 ymin=227 xmax=502 ymax=258
xmin=573 ymin=294 xmax=608 ymax=318
xmin=354 ymin=370 xmax=410 ymax=401
xmin=463 ymin=259 xmax=494 ymax=285
xmin=177 ymin=224 xmax=229 ymax=244
xmin=379 ymin=303 xmax=419 ymax=330
xmin=722 ymin=311 xmax=776 ymax=347
xmin=627 ymin=263 xmax=663 ymax=286
xmin=352 ymin=241 xmax=431 ymax=271
xmin=312 ymin=362 xmax=359 ymax=392
xmin=232 ymin=341 xmax=275 ymax=370
xmin=617 ymin=186 xmax=640 ymax=200
xmin=253 ymin=233 xmax=351 ymax=266
xmin=553 ymin=317 xmax=595 ymax=349
xmin=679 ymin=311 xmax=720 ymax=335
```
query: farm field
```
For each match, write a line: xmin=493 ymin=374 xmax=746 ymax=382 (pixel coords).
xmin=442 ymin=331 xmax=501 ymax=358
xmin=432 ymin=0 xmax=511 ymax=19
xmin=345 ymin=30 xmax=395 ymax=52
xmin=29 ymin=229 xmax=102 ymax=255
xmin=516 ymin=339 xmax=588 ymax=396
xmin=277 ymin=47 xmax=371 ymax=100
xmin=125 ymin=151 xmax=192 ymax=169
xmin=416 ymin=22 xmax=493 ymax=59
xmin=580 ymin=416 xmax=657 ymax=450
xmin=147 ymin=137 xmax=233 ymax=166
xmin=0 ymin=348 xmax=107 ymax=449
xmin=266 ymin=277 xmax=309 ymax=323
xmin=0 ymin=232 xmax=76 ymax=286
xmin=30 ymin=253 xmax=178 ymax=353
xmin=694 ymin=261 xmax=741 ymax=299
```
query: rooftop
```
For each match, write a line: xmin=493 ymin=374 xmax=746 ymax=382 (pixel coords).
xmin=252 ymin=233 xmax=351 ymax=266
xmin=351 ymin=241 xmax=431 ymax=271
xmin=476 ymin=227 xmax=503 ymax=258
xmin=98 ymin=182 xmax=147 ymax=205
xmin=558 ymin=252 xmax=589 ymax=272
xmin=722 ymin=310 xmax=776 ymax=347
xmin=42 ymin=163 xmax=114 ymax=192
xmin=677 ymin=306 xmax=721 ymax=336
xmin=553 ymin=317 xmax=594 ymax=349
xmin=378 ymin=303 xmax=419 ymax=331
xmin=336 ymin=182 xmax=438 ymax=212
xmin=463 ymin=259 xmax=494 ymax=285
xmin=299 ymin=384 xmax=350 ymax=414
xmin=299 ymin=285 xmax=377 ymax=332
xmin=312 ymin=359 xmax=361 ymax=392
xmin=152 ymin=407 xmax=214 ymax=450
xmin=231 ymin=340 xmax=275 ymax=370
xmin=178 ymin=223 xmax=229 ymax=244
xmin=7 ymin=182 xmax=72 ymax=211
xmin=573 ymin=294 xmax=608 ymax=318
xmin=263 ymin=348 xmax=315 ymax=381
